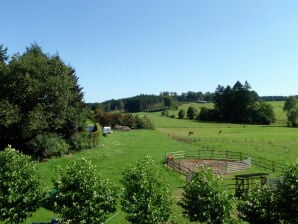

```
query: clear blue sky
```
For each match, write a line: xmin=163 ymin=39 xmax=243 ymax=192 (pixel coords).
xmin=1 ymin=0 xmax=298 ymax=102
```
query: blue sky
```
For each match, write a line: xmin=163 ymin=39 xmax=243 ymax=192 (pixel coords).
xmin=1 ymin=0 xmax=298 ymax=102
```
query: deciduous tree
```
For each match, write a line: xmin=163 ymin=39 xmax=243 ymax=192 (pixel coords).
xmin=53 ymin=158 xmax=118 ymax=224
xmin=0 ymin=145 xmax=44 ymax=224
xmin=283 ymin=96 xmax=298 ymax=127
xmin=0 ymin=44 xmax=88 ymax=156
xmin=180 ymin=167 xmax=233 ymax=224
xmin=275 ymin=162 xmax=298 ymax=223
xmin=178 ymin=109 xmax=185 ymax=119
xmin=187 ymin=106 xmax=196 ymax=120
xmin=121 ymin=157 xmax=171 ymax=224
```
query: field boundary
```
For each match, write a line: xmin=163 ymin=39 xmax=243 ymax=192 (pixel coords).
xmin=165 ymin=149 xmax=284 ymax=174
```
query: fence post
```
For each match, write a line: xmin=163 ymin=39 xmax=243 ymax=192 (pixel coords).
xmin=272 ymin=161 xmax=275 ymax=172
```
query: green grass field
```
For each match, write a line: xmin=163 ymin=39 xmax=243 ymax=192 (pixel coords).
xmin=11 ymin=101 xmax=298 ymax=223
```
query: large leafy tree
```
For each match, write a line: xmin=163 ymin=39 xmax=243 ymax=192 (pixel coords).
xmin=283 ymin=96 xmax=298 ymax=127
xmin=53 ymin=158 xmax=118 ymax=224
xmin=0 ymin=145 xmax=44 ymax=224
xmin=121 ymin=156 xmax=172 ymax=224
xmin=180 ymin=167 xmax=233 ymax=224
xmin=0 ymin=44 xmax=87 ymax=155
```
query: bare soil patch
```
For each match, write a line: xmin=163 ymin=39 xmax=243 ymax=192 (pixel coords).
xmin=178 ymin=159 xmax=228 ymax=174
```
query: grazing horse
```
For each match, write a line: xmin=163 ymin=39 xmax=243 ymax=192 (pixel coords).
xmin=188 ymin=131 xmax=194 ymax=136
xmin=166 ymin=155 xmax=174 ymax=163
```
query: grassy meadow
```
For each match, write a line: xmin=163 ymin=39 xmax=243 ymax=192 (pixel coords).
xmin=13 ymin=101 xmax=298 ymax=223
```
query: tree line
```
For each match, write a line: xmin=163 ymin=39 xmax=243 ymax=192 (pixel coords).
xmin=88 ymin=89 xmax=291 ymax=115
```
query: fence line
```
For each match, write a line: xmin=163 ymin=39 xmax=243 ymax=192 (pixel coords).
xmin=166 ymin=149 xmax=284 ymax=174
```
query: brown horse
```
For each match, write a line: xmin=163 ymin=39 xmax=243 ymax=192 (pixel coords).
xmin=188 ymin=131 xmax=194 ymax=136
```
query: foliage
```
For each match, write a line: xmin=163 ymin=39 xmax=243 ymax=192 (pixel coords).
xmin=0 ymin=44 xmax=88 ymax=155
xmin=121 ymin=156 xmax=172 ymax=224
xmin=283 ymin=96 xmax=298 ymax=127
xmin=179 ymin=167 xmax=233 ymax=224
xmin=27 ymin=133 xmax=69 ymax=160
xmin=247 ymin=101 xmax=275 ymax=124
xmin=163 ymin=95 xmax=174 ymax=108
xmin=178 ymin=109 xmax=185 ymax=119
xmin=89 ymin=92 xmax=214 ymax=113
xmin=186 ymin=106 xmax=197 ymax=120
xmin=92 ymin=110 xmax=154 ymax=129
xmin=0 ymin=45 xmax=8 ymax=63
xmin=200 ymin=81 xmax=275 ymax=124
xmin=237 ymin=184 xmax=278 ymax=223
xmin=238 ymin=162 xmax=298 ymax=224
xmin=198 ymin=107 xmax=219 ymax=121
xmin=135 ymin=115 xmax=155 ymax=129
xmin=0 ymin=145 xmax=44 ymax=224
xmin=275 ymin=162 xmax=298 ymax=223
xmin=161 ymin=110 xmax=169 ymax=117
xmin=53 ymin=158 xmax=118 ymax=224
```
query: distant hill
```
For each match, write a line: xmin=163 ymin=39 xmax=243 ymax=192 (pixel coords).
xmin=86 ymin=92 xmax=294 ymax=113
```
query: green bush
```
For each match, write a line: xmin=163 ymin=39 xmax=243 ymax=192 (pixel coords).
xmin=178 ymin=109 xmax=185 ymax=119
xmin=121 ymin=156 xmax=171 ymax=224
xmin=53 ymin=158 xmax=118 ymax=224
xmin=187 ymin=106 xmax=197 ymax=120
xmin=237 ymin=184 xmax=278 ymax=223
xmin=68 ymin=131 xmax=95 ymax=151
xmin=135 ymin=115 xmax=155 ymax=129
xmin=27 ymin=133 xmax=69 ymax=160
xmin=0 ymin=146 xmax=44 ymax=224
xmin=275 ymin=162 xmax=298 ymax=223
xmin=180 ymin=167 xmax=233 ymax=224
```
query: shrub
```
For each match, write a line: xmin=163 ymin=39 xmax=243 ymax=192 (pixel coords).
xmin=135 ymin=115 xmax=155 ymax=129
xmin=237 ymin=184 xmax=278 ymax=223
xmin=0 ymin=146 xmax=44 ymax=224
xmin=53 ymin=158 xmax=118 ymax=224
xmin=275 ymin=162 xmax=298 ymax=223
xmin=161 ymin=110 xmax=169 ymax=117
xmin=180 ymin=167 xmax=233 ymax=224
xmin=178 ymin=109 xmax=185 ymax=119
xmin=121 ymin=156 xmax=171 ymax=224
xmin=198 ymin=107 xmax=219 ymax=121
xmin=187 ymin=106 xmax=197 ymax=120
xmin=27 ymin=133 xmax=69 ymax=160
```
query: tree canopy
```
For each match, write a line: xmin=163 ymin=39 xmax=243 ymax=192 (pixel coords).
xmin=53 ymin=158 xmax=118 ymax=223
xmin=121 ymin=157 xmax=172 ymax=224
xmin=0 ymin=146 xmax=44 ymax=223
xmin=0 ymin=44 xmax=87 ymax=156
xmin=199 ymin=81 xmax=275 ymax=124
xmin=283 ymin=96 xmax=298 ymax=127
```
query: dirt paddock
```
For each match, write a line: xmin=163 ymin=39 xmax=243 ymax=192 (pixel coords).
xmin=177 ymin=159 xmax=229 ymax=174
